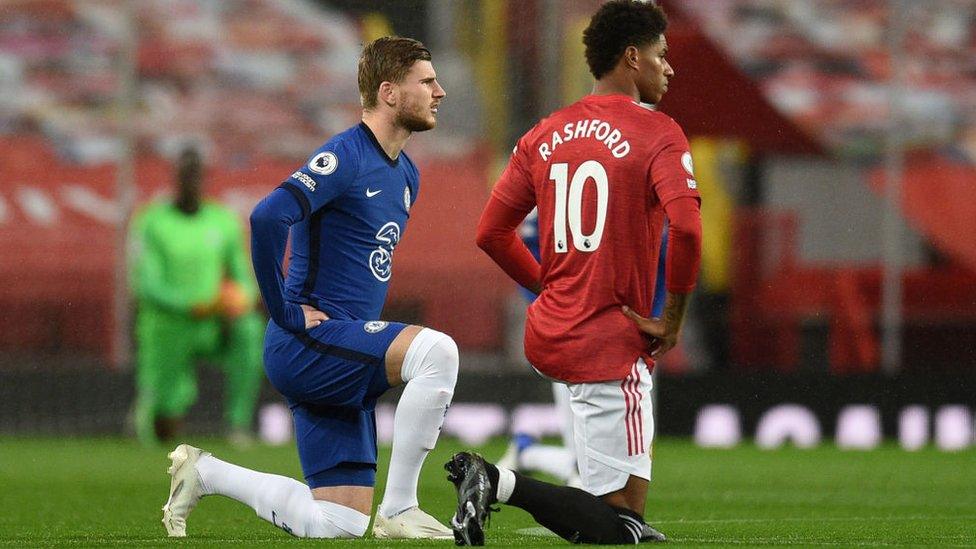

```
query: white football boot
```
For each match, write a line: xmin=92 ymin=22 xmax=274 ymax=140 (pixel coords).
xmin=371 ymin=506 xmax=453 ymax=539
xmin=161 ymin=443 xmax=209 ymax=537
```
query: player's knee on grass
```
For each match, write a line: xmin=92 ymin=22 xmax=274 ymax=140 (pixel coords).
xmin=257 ymin=476 xmax=370 ymax=538
xmin=502 ymin=470 xmax=651 ymax=544
xmin=305 ymin=500 xmax=370 ymax=538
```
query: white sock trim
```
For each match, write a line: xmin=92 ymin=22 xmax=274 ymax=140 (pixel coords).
xmin=496 ymin=466 xmax=516 ymax=504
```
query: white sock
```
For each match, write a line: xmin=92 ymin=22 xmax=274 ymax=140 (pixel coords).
xmin=377 ymin=328 xmax=458 ymax=518
xmin=519 ymin=444 xmax=578 ymax=483
xmin=495 ymin=466 xmax=516 ymax=503
xmin=196 ymin=455 xmax=368 ymax=538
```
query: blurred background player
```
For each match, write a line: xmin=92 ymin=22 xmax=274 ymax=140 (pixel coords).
xmin=160 ymin=37 xmax=456 ymax=540
xmin=497 ymin=212 xmax=669 ymax=488
xmin=128 ymin=147 xmax=264 ymax=448
xmin=448 ymin=1 xmax=701 ymax=544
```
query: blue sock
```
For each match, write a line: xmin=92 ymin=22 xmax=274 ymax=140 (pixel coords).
xmin=513 ymin=433 xmax=536 ymax=454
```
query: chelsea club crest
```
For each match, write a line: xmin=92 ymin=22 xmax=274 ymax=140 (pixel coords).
xmin=364 ymin=321 xmax=389 ymax=334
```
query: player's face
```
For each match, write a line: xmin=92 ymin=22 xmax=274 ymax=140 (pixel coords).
xmin=393 ymin=60 xmax=446 ymax=132
xmin=636 ymin=36 xmax=674 ymax=105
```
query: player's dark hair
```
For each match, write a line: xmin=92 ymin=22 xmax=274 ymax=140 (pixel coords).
xmin=358 ymin=36 xmax=432 ymax=110
xmin=583 ymin=0 xmax=668 ymax=79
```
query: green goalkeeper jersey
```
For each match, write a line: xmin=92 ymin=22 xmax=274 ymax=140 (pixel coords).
xmin=129 ymin=201 xmax=256 ymax=314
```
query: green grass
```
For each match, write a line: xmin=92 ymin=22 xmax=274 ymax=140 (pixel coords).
xmin=1 ymin=437 xmax=974 ymax=547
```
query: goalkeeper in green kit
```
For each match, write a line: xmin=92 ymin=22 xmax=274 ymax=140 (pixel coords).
xmin=129 ymin=148 xmax=264 ymax=447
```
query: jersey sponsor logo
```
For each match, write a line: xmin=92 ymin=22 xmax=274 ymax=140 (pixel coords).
xmin=308 ymin=151 xmax=338 ymax=176
xmin=369 ymin=221 xmax=401 ymax=282
xmin=365 ymin=188 xmax=382 ymax=197
xmin=404 ymin=186 xmax=411 ymax=212
xmin=364 ymin=320 xmax=389 ymax=333
xmin=292 ymin=171 xmax=317 ymax=191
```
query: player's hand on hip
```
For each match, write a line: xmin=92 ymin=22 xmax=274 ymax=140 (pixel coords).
xmin=621 ymin=305 xmax=677 ymax=357
xmin=301 ymin=304 xmax=329 ymax=329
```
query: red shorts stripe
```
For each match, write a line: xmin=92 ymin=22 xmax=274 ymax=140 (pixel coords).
xmin=632 ymin=366 xmax=641 ymax=455
xmin=621 ymin=362 xmax=643 ymax=456
xmin=630 ymin=363 xmax=644 ymax=455
xmin=632 ymin=363 xmax=644 ymax=453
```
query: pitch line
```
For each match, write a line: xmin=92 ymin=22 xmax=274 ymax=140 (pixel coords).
xmin=677 ymin=537 xmax=976 ymax=547
xmin=654 ymin=515 xmax=976 ymax=525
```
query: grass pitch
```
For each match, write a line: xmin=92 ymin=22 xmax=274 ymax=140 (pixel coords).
xmin=1 ymin=437 xmax=973 ymax=547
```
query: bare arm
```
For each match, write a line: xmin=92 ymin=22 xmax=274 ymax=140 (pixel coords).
xmin=622 ymin=291 xmax=691 ymax=357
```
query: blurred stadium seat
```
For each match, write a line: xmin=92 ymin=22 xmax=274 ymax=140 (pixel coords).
xmin=0 ymin=0 xmax=503 ymax=364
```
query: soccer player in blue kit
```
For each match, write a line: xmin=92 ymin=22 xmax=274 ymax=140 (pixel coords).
xmin=161 ymin=37 xmax=455 ymax=540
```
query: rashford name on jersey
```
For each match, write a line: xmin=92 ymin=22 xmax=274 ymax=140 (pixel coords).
xmin=537 ymin=119 xmax=632 ymax=161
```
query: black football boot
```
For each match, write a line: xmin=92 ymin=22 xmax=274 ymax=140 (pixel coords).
xmin=444 ymin=452 xmax=495 ymax=546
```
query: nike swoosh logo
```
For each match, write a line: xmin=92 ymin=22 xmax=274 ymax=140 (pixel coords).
xmin=365 ymin=188 xmax=382 ymax=197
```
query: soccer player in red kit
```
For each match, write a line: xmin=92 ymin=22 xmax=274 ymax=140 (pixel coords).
xmin=445 ymin=1 xmax=701 ymax=545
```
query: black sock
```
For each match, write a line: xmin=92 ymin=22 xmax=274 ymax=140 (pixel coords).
xmin=500 ymin=471 xmax=639 ymax=544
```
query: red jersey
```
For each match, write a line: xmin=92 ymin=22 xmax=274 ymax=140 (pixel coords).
xmin=491 ymin=94 xmax=701 ymax=383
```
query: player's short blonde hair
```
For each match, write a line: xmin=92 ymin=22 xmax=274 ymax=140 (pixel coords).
xmin=358 ymin=36 xmax=432 ymax=110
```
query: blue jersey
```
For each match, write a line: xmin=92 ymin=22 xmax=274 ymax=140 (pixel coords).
xmin=250 ymin=123 xmax=419 ymax=331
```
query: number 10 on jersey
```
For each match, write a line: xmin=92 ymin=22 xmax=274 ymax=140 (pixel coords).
xmin=550 ymin=160 xmax=608 ymax=254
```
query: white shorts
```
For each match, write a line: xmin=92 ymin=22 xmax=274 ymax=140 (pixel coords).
xmin=567 ymin=358 xmax=654 ymax=496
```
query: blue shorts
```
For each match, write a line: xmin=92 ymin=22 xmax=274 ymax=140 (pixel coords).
xmin=263 ymin=318 xmax=407 ymax=488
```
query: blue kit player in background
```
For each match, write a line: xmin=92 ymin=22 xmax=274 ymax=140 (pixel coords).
xmin=498 ymin=212 xmax=669 ymax=487
xmin=160 ymin=37 xmax=456 ymax=540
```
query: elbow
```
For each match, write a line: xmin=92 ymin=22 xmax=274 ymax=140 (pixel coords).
xmin=671 ymin=218 xmax=702 ymax=247
xmin=249 ymin=200 xmax=272 ymax=230
xmin=475 ymin=232 xmax=490 ymax=253
xmin=667 ymin=201 xmax=702 ymax=246
xmin=475 ymin=227 xmax=496 ymax=253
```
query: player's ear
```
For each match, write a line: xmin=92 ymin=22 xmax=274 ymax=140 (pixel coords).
xmin=623 ymin=45 xmax=640 ymax=71
xmin=378 ymin=81 xmax=397 ymax=108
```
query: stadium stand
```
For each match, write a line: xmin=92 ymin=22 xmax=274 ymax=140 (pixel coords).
xmin=679 ymin=0 xmax=976 ymax=160
xmin=1 ymin=0 xmax=974 ymax=377
xmin=0 ymin=0 xmax=504 ymax=363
